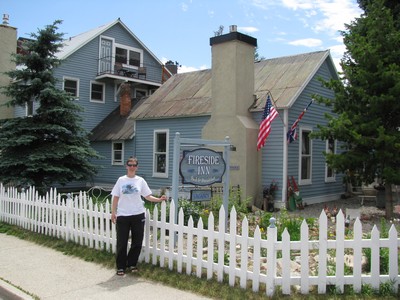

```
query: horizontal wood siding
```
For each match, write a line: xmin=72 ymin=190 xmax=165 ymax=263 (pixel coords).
xmin=90 ymin=139 xmax=136 ymax=188
xmin=287 ymin=60 xmax=344 ymax=203
xmin=255 ymin=111 xmax=285 ymax=201
xmin=103 ymin=24 xmax=163 ymax=83
xmin=53 ymin=36 xmax=120 ymax=132
xmin=134 ymin=116 xmax=210 ymax=190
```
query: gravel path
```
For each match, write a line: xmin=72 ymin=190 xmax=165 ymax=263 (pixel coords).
xmin=286 ymin=196 xmax=400 ymax=234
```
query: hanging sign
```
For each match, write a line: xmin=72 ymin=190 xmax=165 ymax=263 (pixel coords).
xmin=180 ymin=148 xmax=226 ymax=186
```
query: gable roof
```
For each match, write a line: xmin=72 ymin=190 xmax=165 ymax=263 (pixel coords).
xmin=89 ymin=106 xmax=136 ymax=141
xmin=130 ymin=50 xmax=337 ymax=120
xmin=56 ymin=18 xmax=164 ymax=66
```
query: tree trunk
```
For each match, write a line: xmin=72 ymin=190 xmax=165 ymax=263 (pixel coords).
xmin=385 ymin=183 xmax=393 ymax=219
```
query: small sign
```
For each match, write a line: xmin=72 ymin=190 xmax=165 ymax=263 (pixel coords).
xmin=190 ymin=189 xmax=212 ymax=202
xmin=180 ymin=148 xmax=226 ymax=186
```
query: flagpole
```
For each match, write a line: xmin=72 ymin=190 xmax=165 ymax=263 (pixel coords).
xmin=266 ymin=91 xmax=286 ymax=127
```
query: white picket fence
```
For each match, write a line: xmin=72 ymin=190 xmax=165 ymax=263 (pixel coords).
xmin=0 ymin=184 xmax=399 ymax=297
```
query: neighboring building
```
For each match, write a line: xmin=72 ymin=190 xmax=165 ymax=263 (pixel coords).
xmin=8 ymin=18 xmax=173 ymax=190
xmin=0 ymin=14 xmax=16 ymax=120
xmin=127 ymin=27 xmax=344 ymax=208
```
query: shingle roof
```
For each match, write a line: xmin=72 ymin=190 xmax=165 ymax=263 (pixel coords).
xmin=129 ymin=50 xmax=336 ymax=120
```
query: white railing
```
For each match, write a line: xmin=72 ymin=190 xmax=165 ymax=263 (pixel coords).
xmin=0 ymin=184 xmax=399 ymax=296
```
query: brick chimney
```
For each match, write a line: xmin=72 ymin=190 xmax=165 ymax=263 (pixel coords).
xmin=119 ymin=82 xmax=131 ymax=116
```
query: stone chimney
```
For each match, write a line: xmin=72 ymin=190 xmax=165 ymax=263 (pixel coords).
xmin=0 ymin=13 xmax=17 ymax=120
xmin=119 ymin=82 xmax=132 ymax=116
xmin=202 ymin=25 xmax=260 ymax=204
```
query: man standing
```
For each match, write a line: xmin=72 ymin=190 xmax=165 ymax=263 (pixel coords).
xmin=111 ymin=157 xmax=167 ymax=276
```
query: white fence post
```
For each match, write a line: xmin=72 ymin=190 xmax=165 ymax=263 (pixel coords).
xmin=266 ymin=217 xmax=277 ymax=297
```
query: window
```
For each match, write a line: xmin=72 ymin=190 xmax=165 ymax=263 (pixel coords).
xmin=115 ymin=48 xmax=127 ymax=64
xmin=135 ymin=88 xmax=147 ymax=100
xmin=112 ymin=141 xmax=124 ymax=165
xmin=299 ymin=128 xmax=312 ymax=184
xmin=129 ymin=50 xmax=140 ymax=67
xmin=26 ymin=100 xmax=34 ymax=116
xmin=153 ymin=129 xmax=169 ymax=177
xmin=90 ymin=81 xmax=105 ymax=103
xmin=115 ymin=45 xmax=142 ymax=68
xmin=63 ymin=77 xmax=79 ymax=99
xmin=325 ymin=138 xmax=336 ymax=182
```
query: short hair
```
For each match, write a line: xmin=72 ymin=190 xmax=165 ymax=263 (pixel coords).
xmin=126 ymin=157 xmax=138 ymax=165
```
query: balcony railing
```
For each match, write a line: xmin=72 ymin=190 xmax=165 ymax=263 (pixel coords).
xmin=96 ymin=59 xmax=165 ymax=85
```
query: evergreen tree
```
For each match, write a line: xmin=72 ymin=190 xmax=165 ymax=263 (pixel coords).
xmin=314 ymin=0 xmax=400 ymax=218
xmin=0 ymin=20 xmax=99 ymax=194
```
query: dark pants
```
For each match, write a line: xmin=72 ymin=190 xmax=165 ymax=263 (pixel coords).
xmin=116 ymin=213 xmax=145 ymax=270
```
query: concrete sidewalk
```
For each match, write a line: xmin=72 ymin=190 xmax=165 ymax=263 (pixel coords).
xmin=0 ymin=234 xmax=211 ymax=300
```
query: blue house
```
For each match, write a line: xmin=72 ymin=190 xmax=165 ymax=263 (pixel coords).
xmin=7 ymin=19 xmax=343 ymax=208
xmin=125 ymin=27 xmax=344 ymax=209
xmin=10 ymin=18 xmax=173 ymax=189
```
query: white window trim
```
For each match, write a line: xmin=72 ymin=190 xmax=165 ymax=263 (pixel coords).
xmin=298 ymin=126 xmax=312 ymax=185
xmin=90 ymin=81 xmax=105 ymax=103
xmin=114 ymin=82 xmax=121 ymax=102
xmin=325 ymin=138 xmax=336 ymax=182
xmin=63 ymin=76 xmax=80 ymax=100
xmin=114 ymin=43 xmax=143 ymax=69
xmin=135 ymin=88 xmax=148 ymax=99
xmin=112 ymin=141 xmax=124 ymax=165
xmin=153 ymin=129 xmax=169 ymax=178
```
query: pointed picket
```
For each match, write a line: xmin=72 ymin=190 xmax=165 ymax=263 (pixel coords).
xmin=228 ymin=206 xmax=237 ymax=287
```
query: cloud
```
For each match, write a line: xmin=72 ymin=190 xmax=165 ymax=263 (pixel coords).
xmin=288 ymin=38 xmax=322 ymax=47
xmin=179 ymin=64 xmax=208 ymax=73
xmin=313 ymin=1 xmax=362 ymax=34
xmin=181 ymin=2 xmax=188 ymax=12
xmin=281 ymin=0 xmax=314 ymax=10
xmin=238 ymin=26 xmax=259 ymax=33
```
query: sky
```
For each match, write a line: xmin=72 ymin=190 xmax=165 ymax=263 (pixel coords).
xmin=2 ymin=0 xmax=363 ymax=73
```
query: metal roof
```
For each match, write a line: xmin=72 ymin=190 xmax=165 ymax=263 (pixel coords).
xmin=90 ymin=106 xmax=136 ymax=141
xmin=129 ymin=50 xmax=334 ymax=120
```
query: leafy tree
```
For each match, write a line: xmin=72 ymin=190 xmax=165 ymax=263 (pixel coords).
xmin=0 ymin=20 xmax=99 ymax=194
xmin=313 ymin=0 xmax=400 ymax=218
xmin=254 ymin=46 xmax=265 ymax=62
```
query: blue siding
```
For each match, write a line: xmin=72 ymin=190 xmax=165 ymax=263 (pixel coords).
xmin=286 ymin=60 xmax=344 ymax=202
xmin=134 ymin=116 xmax=210 ymax=190
xmin=255 ymin=111 xmax=285 ymax=200
xmin=90 ymin=139 xmax=136 ymax=188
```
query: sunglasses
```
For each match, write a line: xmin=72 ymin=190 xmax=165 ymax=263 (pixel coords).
xmin=127 ymin=164 xmax=138 ymax=167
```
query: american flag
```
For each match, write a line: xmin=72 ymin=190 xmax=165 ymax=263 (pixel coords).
xmin=257 ymin=95 xmax=278 ymax=151
xmin=287 ymin=99 xmax=314 ymax=144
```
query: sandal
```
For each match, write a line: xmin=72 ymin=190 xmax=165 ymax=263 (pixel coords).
xmin=129 ymin=266 xmax=138 ymax=273
xmin=116 ymin=269 xmax=125 ymax=276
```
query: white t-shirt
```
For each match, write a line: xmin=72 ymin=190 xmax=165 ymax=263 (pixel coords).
xmin=111 ymin=175 xmax=152 ymax=216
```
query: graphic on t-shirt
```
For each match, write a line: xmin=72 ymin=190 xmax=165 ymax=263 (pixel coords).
xmin=122 ymin=184 xmax=139 ymax=194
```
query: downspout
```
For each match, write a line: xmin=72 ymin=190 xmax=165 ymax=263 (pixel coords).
xmin=282 ymin=108 xmax=289 ymax=208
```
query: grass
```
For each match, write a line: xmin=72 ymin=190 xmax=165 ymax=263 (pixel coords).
xmin=1 ymin=222 xmax=399 ymax=300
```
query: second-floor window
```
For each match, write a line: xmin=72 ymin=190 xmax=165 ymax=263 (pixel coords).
xmin=299 ymin=128 xmax=312 ymax=185
xmin=63 ymin=77 xmax=79 ymax=99
xmin=90 ymin=81 xmax=105 ymax=103
xmin=115 ymin=46 xmax=142 ymax=68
